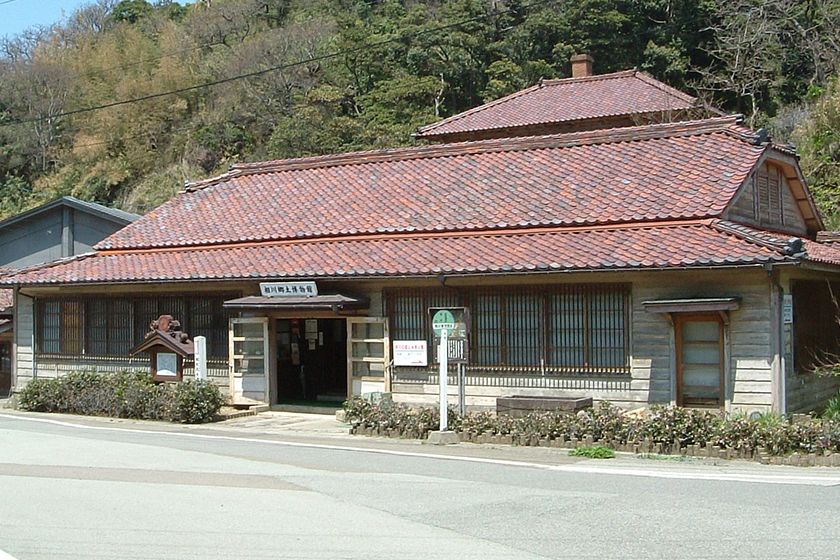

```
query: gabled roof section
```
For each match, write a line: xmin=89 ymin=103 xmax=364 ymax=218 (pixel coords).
xmin=97 ymin=116 xmax=766 ymax=251
xmin=415 ymin=70 xmax=702 ymax=141
xmin=0 ymin=196 xmax=139 ymax=232
xmin=1 ymin=221 xmax=799 ymax=286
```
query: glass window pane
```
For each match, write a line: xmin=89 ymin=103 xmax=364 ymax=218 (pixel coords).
xmin=233 ymin=322 xmax=264 ymax=339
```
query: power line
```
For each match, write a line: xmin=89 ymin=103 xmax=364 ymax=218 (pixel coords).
xmin=0 ymin=0 xmax=20 ymax=6
xmin=1 ymin=0 xmax=556 ymax=128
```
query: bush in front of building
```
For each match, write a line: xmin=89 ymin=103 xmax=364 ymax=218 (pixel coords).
xmin=165 ymin=379 xmax=227 ymax=424
xmin=18 ymin=371 xmax=224 ymax=424
xmin=344 ymin=398 xmax=840 ymax=458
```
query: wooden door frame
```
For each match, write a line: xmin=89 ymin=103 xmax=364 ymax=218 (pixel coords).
xmin=674 ymin=313 xmax=725 ymax=409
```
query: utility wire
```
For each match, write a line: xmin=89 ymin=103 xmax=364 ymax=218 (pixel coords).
xmin=0 ymin=0 xmax=20 ymax=6
xmin=1 ymin=0 xmax=556 ymax=128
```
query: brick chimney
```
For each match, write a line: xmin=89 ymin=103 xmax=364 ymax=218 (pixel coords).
xmin=570 ymin=54 xmax=594 ymax=78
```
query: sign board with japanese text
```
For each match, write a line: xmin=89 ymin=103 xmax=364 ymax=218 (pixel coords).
xmin=393 ymin=340 xmax=428 ymax=367
xmin=428 ymin=307 xmax=469 ymax=364
xmin=783 ymin=294 xmax=793 ymax=324
xmin=260 ymin=281 xmax=318 ymax=297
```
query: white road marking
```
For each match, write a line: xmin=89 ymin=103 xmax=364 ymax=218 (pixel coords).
xmin=0 ymin=548 xmax=21 ymax=560
xmin=2 ymin=413 xmax=839 ymax=487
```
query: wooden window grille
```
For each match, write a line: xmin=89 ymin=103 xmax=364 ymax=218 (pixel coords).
xmin=39 ymin=300 xmax=83 ymax=355
xmin=37 ymin=295 xmax=233 ymax=358
xmin=386 ymin=284 xmax=630 ymax=374
xmin=386 ymin=288 xmax=460 ymax=362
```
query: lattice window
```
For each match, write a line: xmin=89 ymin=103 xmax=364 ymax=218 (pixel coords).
xmin=386 ymin=284 xmax=630 ymax=374
xmin=37 ymin=295 xmax=233 ymax=358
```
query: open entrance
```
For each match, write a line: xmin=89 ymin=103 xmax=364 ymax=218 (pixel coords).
xmin=675 ymin=314 xmax=724 ymax=409
xmin=276 ymin=318 xmax=347 ymax=403
xmin=0 ymin=340 xmax=10 ymax=397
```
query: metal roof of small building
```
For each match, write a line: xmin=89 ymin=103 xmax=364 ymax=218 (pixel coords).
xmin=0 ymin=196 xmax=139 ymax=231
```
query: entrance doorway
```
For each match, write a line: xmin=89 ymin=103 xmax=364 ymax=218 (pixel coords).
xmin=675 ymin=314 xmax=724 ymax=408
xmin=276 ymin=318 xmax=347 ymax=403
xmin=0 ymin=341 xmax=10 ymax=397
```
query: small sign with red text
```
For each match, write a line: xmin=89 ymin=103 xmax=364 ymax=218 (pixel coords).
xmin=393 ymin=340 xmax=428 ymax=367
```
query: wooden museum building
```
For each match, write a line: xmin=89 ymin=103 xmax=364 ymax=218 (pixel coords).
xmin=3 ymin=58 xmax=840 ymax=414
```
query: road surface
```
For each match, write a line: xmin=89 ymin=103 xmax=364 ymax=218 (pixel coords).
xmin=0 ymin=411 xmax=838 ymax=559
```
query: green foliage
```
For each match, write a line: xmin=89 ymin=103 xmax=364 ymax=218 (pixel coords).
xmin=793 ymin=77 xmax=840 ymax=228
xmin=167 ymin=379 xmax=227 ymax=423
xmin=569 ymin=445 xmax=615 ymax=459
xmin=346 ymin=399 xmax=840 ymax=457
xmin=18 ymin=371 xmax=224 ymax=424
xmin=824 ymin=392 xmax=840 ymax=421
xmin=0 ymin=0 xmax=835 ymax=221
xmin=112 ymin=0 xmax=153 ymax=24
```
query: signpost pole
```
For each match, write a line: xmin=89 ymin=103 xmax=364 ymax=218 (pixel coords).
xmin=194 ymin=336 xmax=207 ymax=380
xmin=439 ymin=329 xmax=448 ymax=432
xmin=458 ymin=363 xmax=466 ymax=416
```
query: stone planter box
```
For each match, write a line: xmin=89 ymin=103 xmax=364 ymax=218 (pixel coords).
xmin=496 ymin=396 xmax=593 ymax=417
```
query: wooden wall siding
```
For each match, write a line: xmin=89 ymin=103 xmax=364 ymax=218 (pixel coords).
xmin=725 ymin=162 xmax=807 ymax=236
xmin=13 ymin=293 xmax=35 ymax=389
xmin=387 ymin=271 xmax=774 ymax=412
xmin=787 ymin=373 xmax=840 ymax=414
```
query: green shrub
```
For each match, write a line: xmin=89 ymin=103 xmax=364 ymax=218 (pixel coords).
xmin=18 ymin=371 xmax=224 ymax=423
xmin=823 ymin=393 xmax=840 ymax=421
xmin=166 ymin=379 xmax=226 ymax=424
xmin=345 ymin=397 xmax=840 ymax=457
xmin=569 ymin=446 xmax=615 ymax=459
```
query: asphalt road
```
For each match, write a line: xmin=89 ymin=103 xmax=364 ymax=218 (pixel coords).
xmin=1 ymin=412 xmax=839 ymax=560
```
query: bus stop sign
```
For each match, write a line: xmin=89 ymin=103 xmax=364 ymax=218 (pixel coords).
xmin=428 ymin=307 xmax=469 ymax=364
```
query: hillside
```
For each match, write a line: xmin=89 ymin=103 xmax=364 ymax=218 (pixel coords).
xmin=0 ymin=0 xmax=838 ymax=227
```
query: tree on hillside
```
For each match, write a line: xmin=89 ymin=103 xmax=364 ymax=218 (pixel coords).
xmin=794 ymin=77 xmax=840 ymax=230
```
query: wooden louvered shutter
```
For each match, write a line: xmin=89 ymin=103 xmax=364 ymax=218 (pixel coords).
xmin=768 ymin=166 xmax=781 ymax=224
xmin=756 ymin=167 xmax=771 ymax=224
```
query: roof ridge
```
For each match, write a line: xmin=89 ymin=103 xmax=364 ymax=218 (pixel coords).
xmin=97 ymin=218 xmax=717 ymax=256
xmin=539 ymin=68 xmax=638 ymax=86
xmin=710 ymin=220 xmax=800 ymax=255
xmin=631 ymin=71 xmax=698 ymax=105
xmin=185 ymin=116 xmax=746 ymax=192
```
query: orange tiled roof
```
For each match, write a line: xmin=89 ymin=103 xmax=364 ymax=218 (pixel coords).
xmin=98 ymin=116 xmax=764 ymax=251
xmin=415 ymin=70 xmax=700 ymax=140
xmin=0 ymin=289 xmax=11 ymax=313
xmin=0 ymin=221 xmax=802 ymax=286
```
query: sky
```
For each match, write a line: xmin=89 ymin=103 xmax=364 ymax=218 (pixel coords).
xmin=1 ymin=0 xmax=94 ymax=39
xmin=0 ymin=0 xmax=193 ymax=40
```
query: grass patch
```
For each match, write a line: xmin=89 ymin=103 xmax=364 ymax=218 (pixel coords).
xmin=638 ymin=453 xmax=692 ymax=462
xmin=569 ymin=445 xmax=615 ymax=459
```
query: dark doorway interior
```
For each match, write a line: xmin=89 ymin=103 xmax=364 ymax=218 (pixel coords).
xmin=0 ymin=341 xmax=11 ymax=397
xmin=276 ymin=318 xmax=347 ymax=403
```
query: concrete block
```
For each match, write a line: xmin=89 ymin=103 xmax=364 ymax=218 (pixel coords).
xmin=426 ymin=430 xmax=460 ymax=445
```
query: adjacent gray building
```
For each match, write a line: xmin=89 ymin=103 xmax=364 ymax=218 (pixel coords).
xmin=0 ymin=197 xmax=138 ymax=395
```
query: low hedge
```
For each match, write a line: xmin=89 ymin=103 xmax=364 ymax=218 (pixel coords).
xmin=344 ymin=398 xmax=840 ymax=458
xmin=18 ymin=371 xmax=225 ymax=424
